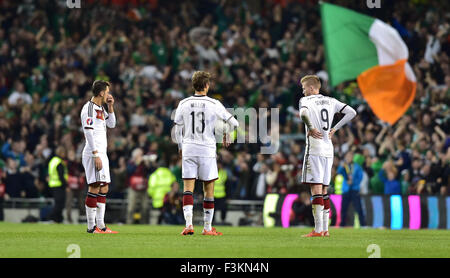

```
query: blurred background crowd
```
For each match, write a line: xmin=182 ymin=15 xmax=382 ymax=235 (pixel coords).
xmin=0 ymin=0 xmax=448 ymax=224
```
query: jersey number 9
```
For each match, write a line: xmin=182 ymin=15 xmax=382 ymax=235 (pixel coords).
xmin=321 ymin=109 xmax=329 ymax=131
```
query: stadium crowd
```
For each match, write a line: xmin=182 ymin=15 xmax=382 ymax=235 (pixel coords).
xmin=0 ymin=0 xmax=449 ymax=222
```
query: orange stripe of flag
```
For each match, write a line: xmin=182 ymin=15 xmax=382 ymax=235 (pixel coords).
xmin=357 ymin=59 xmax=416 ymax=125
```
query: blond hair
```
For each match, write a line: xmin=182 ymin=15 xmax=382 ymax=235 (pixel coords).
xmin=300 ymin=75 xmax=321 ymax=89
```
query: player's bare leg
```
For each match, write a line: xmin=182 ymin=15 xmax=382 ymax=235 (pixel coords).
xmin=322 ymin=185 xmax=330 ymax=237
xmin=181 ymin=179 xmax=195 ymax=235
xmin=85 ymin=183 xmax=100 ymax=233
xmin=202 ymin=180 xmax=222 ymax=236
xmin=302 ymin=183 xmax=324 ymax=237
xmin=96 ymin=183 xmax=118 ymax=234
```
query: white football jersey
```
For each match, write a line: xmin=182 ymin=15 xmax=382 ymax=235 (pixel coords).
xmin=80 ymin=101 xmax=110 ymax=156
xmin=174 ymin=95 xmax=234 ymax=157
xmin=299 ymin=94 xmax=348 ymax=157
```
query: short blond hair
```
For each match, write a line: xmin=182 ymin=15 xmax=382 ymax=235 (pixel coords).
xmin=300 ymin=75 xmax=321 ymax=89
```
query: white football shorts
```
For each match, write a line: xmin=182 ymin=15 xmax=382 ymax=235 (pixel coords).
xmin=82 ymin=153 xmax=111 ymax=185
xmin=301 ymin=154 xmax=333 ymax=186
xmin=182 ymin=156 xmax=218 ymax=181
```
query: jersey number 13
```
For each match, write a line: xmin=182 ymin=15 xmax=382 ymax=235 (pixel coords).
xmin=190 ymin=111 xmax=205 ymax=134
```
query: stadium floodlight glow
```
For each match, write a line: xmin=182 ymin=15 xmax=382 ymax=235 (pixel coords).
xmin=330 ymin=194 xmax=342 ymax=227
xmin=390 ymin=195 xmax=403 ymax=230
xmin=263 ymin=194 xmax=280 ymax=228
xmin=408 ymin=195 xmax=421 ymax=230
xmin=427 ymin=196 xmax=439 ymax=229
xmin=371 ymin=196 xmax=384 ymax=228
xmin=281 ymin=194 xmax=298 ymax=228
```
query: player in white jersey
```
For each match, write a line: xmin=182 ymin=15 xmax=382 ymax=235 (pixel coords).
xmin=80 ymin=80 xmax=118 ymax=234
xmin=173 ymin=71 xmax=239 ymax=236
xmin=298 ymin=75 xmax=357 ymax=237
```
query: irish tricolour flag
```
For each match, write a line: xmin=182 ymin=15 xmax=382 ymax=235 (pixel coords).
xmin=320 ymin=2 xmax=416 ymax=125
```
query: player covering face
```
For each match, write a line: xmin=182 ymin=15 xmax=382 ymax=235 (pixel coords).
xmin=173 ymin=71 xmax=239 ymax=236
xmin=80 ymin=80 xmax=118 ymax=234
xmin=299 ymin=75 xmax=357 ymax=237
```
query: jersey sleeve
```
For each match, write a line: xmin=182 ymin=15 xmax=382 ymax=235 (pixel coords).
xmin=333 ymin=98 xmax=349 ymax=114
xmin=81 ymin=105 xmax=94 ymax=130
xmin=299 ymin=97 xmax=309 ymax=110
xmin=298 ymin=97 xmax=309 ymax=119
xmin=81 ymin=104 xmax=97 ymax=153
xmin=215 ymin=100 xmax=234 ymax=122
xmin=173 ymin=102 xmax=184 ymax=125
xmin=105 ymin=111 xmax=116 ymax=128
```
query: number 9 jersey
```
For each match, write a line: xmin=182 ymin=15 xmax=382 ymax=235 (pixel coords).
xmin=299 ymin=95 xmax=348 ymax=158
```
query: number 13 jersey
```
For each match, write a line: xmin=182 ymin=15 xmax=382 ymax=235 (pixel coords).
xmin=173 ymin=95 xmax=235 ymax=158
xmin=299 ymin=94 xmax=348 ymax=158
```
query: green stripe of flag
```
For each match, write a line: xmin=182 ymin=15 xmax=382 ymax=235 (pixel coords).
xmin=320 ymin=2 xmax=378 ymax=87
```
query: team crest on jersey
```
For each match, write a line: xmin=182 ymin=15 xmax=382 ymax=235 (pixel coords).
xmin=95 ymin=110 xmax=104 ymax=120
xmin=86 ymin=118 xmax=93 ymax=125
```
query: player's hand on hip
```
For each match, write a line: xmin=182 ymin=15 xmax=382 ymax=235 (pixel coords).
xmin=95 ymin=156 xmax=103 ymax=171
xmin=308 ymin=128 xmax=323 ymax=139
xmin=329 ymin=128 xmax=336 ymax=139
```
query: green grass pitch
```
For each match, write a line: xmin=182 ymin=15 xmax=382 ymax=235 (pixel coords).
xmin=0 ymin=222 xmax=449 ymax=258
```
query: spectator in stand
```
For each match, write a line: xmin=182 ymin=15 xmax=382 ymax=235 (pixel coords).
xmin=147 ymin=164 xmax=176 ymax=224
xmin=400 ymin=169 xmax=412 ymax=195
xmin=291 ymin=191 xmax=314 ymax=227
xmin=368 ymin=159 xmax=385 ymax=195
xmin=214 ymin=160 xmax=229 ymax=225
xmin=47 ymin=146 xmax=68 ymax=223
xmin=265 ymin=161 xmax=280 ymax=194
xmin=252 ymin=157 xmax=268 ymax=200
xmin=2 ymin=138 xmax=26 ymax=167
xmin=110 ymin=156 xmax=128 ymax=199
xmin=161 ymin=182 xmax=184 ymax=225
xmin=338 ymin=151 xmax=366 ymax=227
xmin=232 ymin=153 xmax=251 ymax=199
xmin=353 ymin=153 xmax=369 ymax=195
xmin=5 ymin=158 xmax=22 ymax=198
xmin=126 ymin=148 xmax=156 ymax=224
xmin=379 ymin=160 xmax=402 ymax=195
xmin=65 ymin=149 xmax=85 ymax=224
xmin=19 ymin=151 xmax=39 ymax=198
xmin=7 ymin=81 xmax=32 ymax=107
